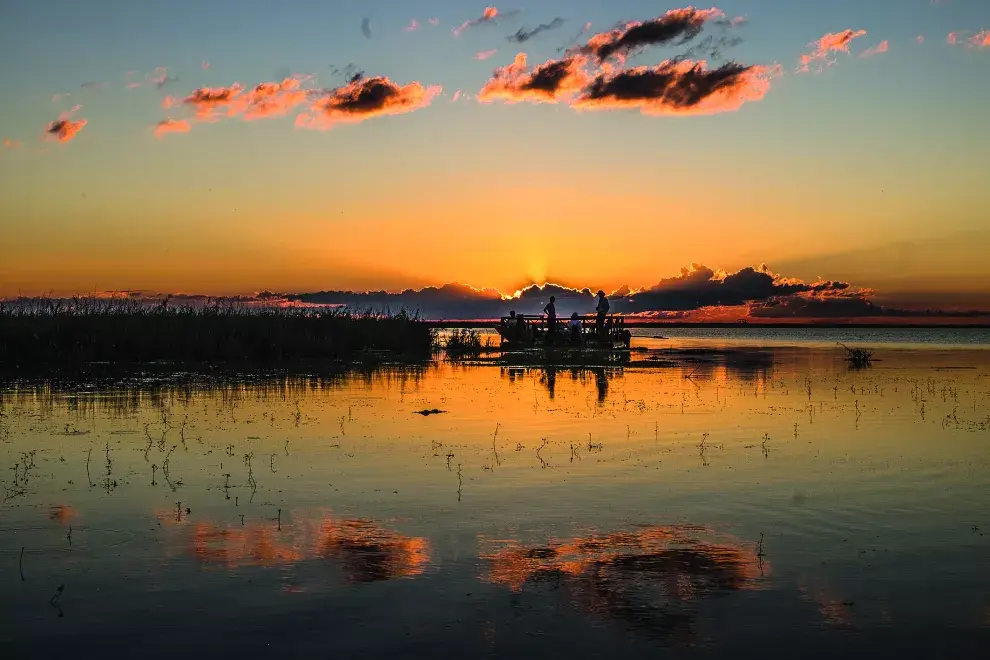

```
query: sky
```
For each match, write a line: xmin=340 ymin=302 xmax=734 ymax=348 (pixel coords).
xmin=1 ymin=0 xmax=989 ymax=318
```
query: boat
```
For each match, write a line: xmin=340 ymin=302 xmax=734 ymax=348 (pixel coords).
xmin=494 ymin=314 xmax=632 ymax=348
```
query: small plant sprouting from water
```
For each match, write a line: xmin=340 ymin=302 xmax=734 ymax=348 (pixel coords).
xmin=761 ymin=433 xmax=771 ymax=458
xmin=244 ymin=452 xmax=258 ymax=502
xmin=587 ymin=433 xmax=603 ymax=453
xmin=49 ymin=584 xmax=65 ymax=618
xmin=698 ymin=432 xmax=710 ymax=467
xmin=178 ymin=415 xmax=188 ymax=450
xmin=536 ymin=437 xmax=549 ymax=469
xmin=162 ymin=445 xmax=179 ymax=491
xmin=456 ymin=464 xmax=463 ymax=502
xmin=492 ymin=423 xmax=501 ymax=468
xmin=103 ymin=441 xmax=117 ymax=494
xmin=85 ymin=447 xmax=94 ymax=487
xmin=839 ymin=343 xmax=874 ymax=368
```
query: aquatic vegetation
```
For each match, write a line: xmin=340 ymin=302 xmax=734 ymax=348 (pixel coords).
xmin=443 ymin=328 xmax=486 ymax=356
xmin=0 ymin=297 xmax=434 ymax=368
xmin=838 ymin=342 xmax=875 ymax=368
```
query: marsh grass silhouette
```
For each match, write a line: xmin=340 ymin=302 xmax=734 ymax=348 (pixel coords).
xmin=0 ymin=297 xmax=433 ymax=368
xmin=444 ymin=328 xmax=486 ymax=356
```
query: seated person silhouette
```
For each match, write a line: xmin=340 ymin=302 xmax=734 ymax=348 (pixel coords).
xmin=568 ymin=312 xmax=582 ymax=342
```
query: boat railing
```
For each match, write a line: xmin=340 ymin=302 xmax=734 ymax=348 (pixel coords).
xmin=495 ymin=313 xmax=628 ymax=344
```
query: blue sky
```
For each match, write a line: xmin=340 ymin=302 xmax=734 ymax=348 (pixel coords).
xmin=1 ymin=0 xmax=989 ymax=300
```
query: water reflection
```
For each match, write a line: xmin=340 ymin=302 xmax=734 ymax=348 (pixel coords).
xmin=501 ymin=366 xmax=621 ymax=403
xmin=159 ymin=510 xmax=430 ymax=582
xmin=480 ymin=525 xmax=768 ymax=639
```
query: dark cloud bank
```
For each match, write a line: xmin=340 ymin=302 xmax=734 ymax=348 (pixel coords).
xmin=277 ymin=265 xmax=988 ymax=322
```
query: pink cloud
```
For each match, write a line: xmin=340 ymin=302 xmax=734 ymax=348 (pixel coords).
xmin=295 ymin=76 xmax=442 ymax=131
xmin=947 ymin=32 xmax=959 ymax=45
xmin=3 ymin=138 xmax=21 ymax=149
xmin=475 ymin=49 xmax=498 ymax=61
xmin=798 ymin=29 xmax=868 ymax=72
xmin=154 ymin=119 xmax=191 ymax=139
xmin=46 ymin=118 xmax=87 ymax=143
xmin=451 ymin=90 xmax=462 ymax=102
xmin=51 ymin=93 xmax=70 ymax=103
xmin=162 ymin=95 xmax=177 ymax=109
xmin=916 ymin=35 xmax=925 ymax=44
xmin=967 ymin=30 xmax=989 ymax=48
xmin=478 ymin=53 xmax=591 ymax=104
xmin=201 ymin=60 xmax=211 ymax=70
xmin=59 ymin=104 xmax=83 ymax=121
xmin=428 ymin=18 xmax=439 ymax=26
xmin=860 ymin=40 xmax=889 ymax=57
xmin=405 ymin=19 xmax=420 ymax=32
xmin=453 ymin=6 xmax=499 ymax=37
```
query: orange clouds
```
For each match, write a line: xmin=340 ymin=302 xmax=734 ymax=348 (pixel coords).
xmin=46 ymin=118 xmax=87 ymax=143
xmin=154 ymin=118 xmax=191 ymax=139
xmin=861 ymin=40 xmax=890 ymax=57
xmin=240 ymin=78 xmax=310 ymax=120
xmin=478 ymin=53 xmax=771 ymax=117
xmin=798 ymin=29 xmax=867 ymax=72
xmin=2 ymin=138 xmax=20 ymax=149
xmin=184 ymin=83 xmax=244 ymax=118
xmin=573 ymin=60 xmax=773 ymax=116
xmin=475 ymin=49 xmax=498 ymax=60
xmin=295 ymin=76 xmax=441 ymax=131
xmin=478 ymin=53 xmax=591 ymax=104
xmin=182 ymin=78 xmax=309 ymax=121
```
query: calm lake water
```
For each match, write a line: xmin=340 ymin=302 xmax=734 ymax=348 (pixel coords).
xmin=2 ymin=336 xmax=989 ymax=658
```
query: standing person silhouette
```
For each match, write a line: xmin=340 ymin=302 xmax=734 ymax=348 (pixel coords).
xmin=595 ymin=290 xmax=610 ymax=339
xmin=544 ymin=296 xmax=557 ymax=344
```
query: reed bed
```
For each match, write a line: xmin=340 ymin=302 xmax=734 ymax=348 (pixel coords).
xmin=0 ymin=297 xmax=434 ymax=367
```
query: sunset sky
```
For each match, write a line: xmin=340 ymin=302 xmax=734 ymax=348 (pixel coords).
xmin=1 ymin=0 xmax=989 ymax=311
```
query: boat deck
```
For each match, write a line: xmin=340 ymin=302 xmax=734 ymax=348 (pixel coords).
xmin=495 ymin=314 xmax=631 ymax=347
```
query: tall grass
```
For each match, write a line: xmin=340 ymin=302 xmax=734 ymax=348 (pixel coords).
xmin=444 ymin=328 xmax=485 ymax=356
xmin=0 ymin=297 xmax=434 ymax=368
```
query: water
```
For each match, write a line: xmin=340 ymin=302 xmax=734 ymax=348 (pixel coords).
xmin=631 ymin=326 xmax=990 ymax=348
xmin=2 ymin=338 xmax=989 ymax=658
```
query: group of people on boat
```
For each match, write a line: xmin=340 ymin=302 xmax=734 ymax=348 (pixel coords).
xmin=503 ymin=290 xmax=619 ymax=345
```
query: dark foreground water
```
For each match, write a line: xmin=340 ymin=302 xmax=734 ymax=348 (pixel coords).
xmin=2 ymin=337 xmax=989 ymax=658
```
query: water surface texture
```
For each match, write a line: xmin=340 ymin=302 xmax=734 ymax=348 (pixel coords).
xmin=2 ymin=338 xmax=989 ymax=658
